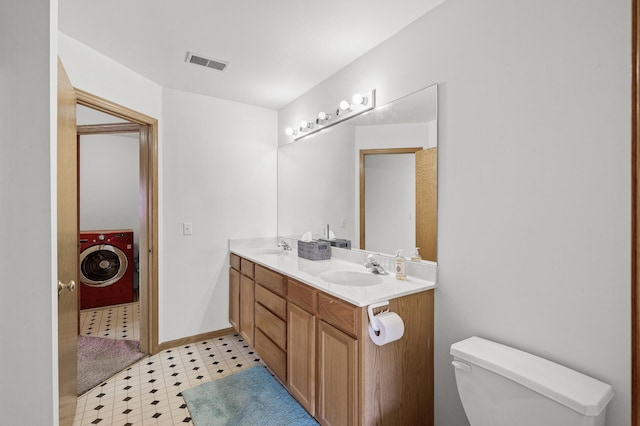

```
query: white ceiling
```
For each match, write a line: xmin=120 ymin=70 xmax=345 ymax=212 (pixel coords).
xmin=59 ymin=0 xmax=445 ymax=110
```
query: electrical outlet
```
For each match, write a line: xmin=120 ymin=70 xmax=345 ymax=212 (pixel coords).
xmin=183 ymin=222 xmax=193 ymax=235
xmin=340 ymin=217 xmax=346 ymax=228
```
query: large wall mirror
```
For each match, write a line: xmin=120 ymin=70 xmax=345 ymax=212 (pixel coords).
xmin=278 ymin=84 xmax=438 ymax=262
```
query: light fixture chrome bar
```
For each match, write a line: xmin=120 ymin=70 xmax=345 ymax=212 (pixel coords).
xmin=289 ymin=89 xmax=376 ymax=141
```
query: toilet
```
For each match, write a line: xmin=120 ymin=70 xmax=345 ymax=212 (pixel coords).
xmin=450 ymin=336 xmax=614 ymax=426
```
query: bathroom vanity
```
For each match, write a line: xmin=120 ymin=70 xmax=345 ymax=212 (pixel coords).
xmin=229 ymin=246 xmax=436 ymax=426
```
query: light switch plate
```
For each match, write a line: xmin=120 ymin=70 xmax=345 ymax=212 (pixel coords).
xmin=183 ymin=222 xmax=193 ymax=235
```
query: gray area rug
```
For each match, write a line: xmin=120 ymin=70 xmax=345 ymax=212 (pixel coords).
xmin=77 ymin=335 xmax=146 ymax=395
xmin=183 ymin=366 xmax=318 ymax=426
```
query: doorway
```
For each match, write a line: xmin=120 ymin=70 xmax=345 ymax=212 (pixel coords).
xmin=75 ymin=89 xmax=159 ymax=355
xmin=359 ymin=148 xmax=419 ymax=256
xmin=359 ymin=147 xmax=437 ymax=261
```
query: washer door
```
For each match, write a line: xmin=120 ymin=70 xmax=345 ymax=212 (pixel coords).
xmin=80 ymin=244 xmax=128 ymax=287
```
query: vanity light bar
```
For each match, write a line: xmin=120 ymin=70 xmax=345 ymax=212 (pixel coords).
xmin=285 ymin=89 xmax=376 ymax=141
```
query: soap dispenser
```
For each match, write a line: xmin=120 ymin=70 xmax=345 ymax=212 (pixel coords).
xmin=411 ymin=247 xmax=422 ymax=262
xmin=394 ymin=249 xmax=406 ymax=280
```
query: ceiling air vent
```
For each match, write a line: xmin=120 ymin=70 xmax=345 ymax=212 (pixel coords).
xmin=185 ymin=52 xmax=229 ymax=72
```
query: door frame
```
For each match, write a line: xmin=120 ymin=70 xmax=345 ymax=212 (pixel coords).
xmin=359 ymin=147 xmax=422 ymax=250
xmin=633 ymin=0 xmax=640 ymax=423
xmin=75 ymin=89 xmax=160 ymax=354
xmin=633 ymin=1 xmax=639 ymax=424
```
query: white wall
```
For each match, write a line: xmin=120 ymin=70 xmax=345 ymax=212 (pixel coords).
xmin=280 ymin=0 xmax=631 ymax=425
xmin=0 ymin=0 xmax=57 ymax=423
xmin=355 ymin=122 xmax=435 ymax=150
xmin=80 ymin=134 xmax=140 ymax=255
xmin=160 ymin=87 xmax=277 ymax=341
xmin=58 ymin=33 xmax=162 ymax=120
xmin=278 ymin=124 xmax=356 ymax=240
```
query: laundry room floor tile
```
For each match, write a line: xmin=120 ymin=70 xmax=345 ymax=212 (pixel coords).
xmin=80 ymin=301 xmax=140 ymax=341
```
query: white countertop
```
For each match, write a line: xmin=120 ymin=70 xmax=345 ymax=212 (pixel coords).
xmin=230 ymin=244 xmax=437 ymax=307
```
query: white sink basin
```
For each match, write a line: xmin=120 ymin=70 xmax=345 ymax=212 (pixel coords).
xmin=319 ymin=270 xmax=383 ymax=287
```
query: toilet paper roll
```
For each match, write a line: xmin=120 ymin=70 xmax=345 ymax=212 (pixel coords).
xmin=368 ymin=311 xmax=405 ymax=346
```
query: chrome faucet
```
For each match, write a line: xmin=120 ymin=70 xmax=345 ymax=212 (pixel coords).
xmin=364 ymin=253 xmax=388 ymax=275
xmin=278 ymin=239 xmax=293 ymax=251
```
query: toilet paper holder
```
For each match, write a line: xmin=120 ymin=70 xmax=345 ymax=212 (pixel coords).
xmin=367 ymin=301 xmax=390 ymax=333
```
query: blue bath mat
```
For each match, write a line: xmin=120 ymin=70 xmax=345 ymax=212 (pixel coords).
xmin=182 ymin=366 xmax=318 ymax=426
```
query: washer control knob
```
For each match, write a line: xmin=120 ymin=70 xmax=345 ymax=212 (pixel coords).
xmin=98 ymin=234 xmax=105 ymax=241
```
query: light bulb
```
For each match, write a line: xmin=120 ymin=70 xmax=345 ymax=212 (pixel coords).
xmin=285 ymin=127 xmax=297 ymax=136
xmin=300 ymin=120 xmax=313 ymax=131
xmin=352 ymin=93 xmax=367 ymax=105
xmin=317 ymin=111 xmax=331 ymax=121
xmin=339 ymin=100 xmax=352 ymax=111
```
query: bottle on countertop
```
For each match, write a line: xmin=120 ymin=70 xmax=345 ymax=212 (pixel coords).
xmin=411 ymin=247 xmax=422 ymax=262
xmin=395 ymin=249 xmax=406 ymax=280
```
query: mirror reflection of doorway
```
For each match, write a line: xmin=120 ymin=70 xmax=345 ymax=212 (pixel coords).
xmin=359 ymin=147 xmax=437 ymax=261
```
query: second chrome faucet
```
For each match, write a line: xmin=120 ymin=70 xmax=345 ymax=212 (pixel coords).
xmin=364 ymin=253 xmax=388 ymax=275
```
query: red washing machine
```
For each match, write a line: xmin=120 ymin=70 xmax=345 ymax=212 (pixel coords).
xmin=79 ymin=229 xmax=135 ymax=309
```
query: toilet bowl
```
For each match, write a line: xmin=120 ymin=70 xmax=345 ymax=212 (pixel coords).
xmin=450 ymin=336 xmax=614 ymax=426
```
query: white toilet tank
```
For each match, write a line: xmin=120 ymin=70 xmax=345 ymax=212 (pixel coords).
xmin=450 ymin=337 xmax=614 ymax=426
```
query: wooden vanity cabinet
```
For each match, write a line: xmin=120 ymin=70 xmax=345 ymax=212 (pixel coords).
xmin=228 ymin=254 xmax=242 ymax=333
xmin=317 ymin=320 xmax=358 ymax=426
xmin=287 ymin=279 xmax=317 ymax=416
xmin=360 ymin=289 xmax=434 ymax=425
xmin=239 ymin=257 xmax=255 ymax=347
xmin=228 ymin=266 xmax=240 ymax=331
xmin=230 ymin=255 xmax=434 ymax=426
xmin=289 ymin=278 xmax=434 ymax=426
xmin=288 ymin=278 xmax=360 ymax=425
xmin=254 ymin=265 xmax=287 ymax=383
xmin=317 ymin=290 xmax=360 ymax=426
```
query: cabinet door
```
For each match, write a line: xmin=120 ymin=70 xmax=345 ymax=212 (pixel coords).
xmin=287 ymin=303 xmax=316 ymax=416
xmin=239 ymin=274 xmax=255 ymax=346
xmin=317 ymin=320 xmax=358 ymax=426
xmin=229 ymin=267 xmax=240 ymax=332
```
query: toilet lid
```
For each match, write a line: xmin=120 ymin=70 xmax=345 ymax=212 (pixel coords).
xmin=450 ymin=336 xmax=614 ymax=416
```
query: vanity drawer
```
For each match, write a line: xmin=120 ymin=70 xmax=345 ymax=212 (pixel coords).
xmin=255 ymin=328 xmax=287 ymax=382
xmin=256 ymin=284 xmax=286 ymax=320
xmin=240 ymin=258 xmax=255 ymax=278
xmin=255 ymin=303 xmax=286 ymax=350
xmin=288 ymin=279 xmax=317 ymax=314
xmin=255 ymin=265 xmax=285 ymax=296
xmin=230 ymin=253 xmax=241 ymax=271
xmin=318 ymin=293 xmax=359 ymax=337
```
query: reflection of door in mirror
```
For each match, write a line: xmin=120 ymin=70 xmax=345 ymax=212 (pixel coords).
xmin=360 ymin=147 xmax=421 ymax=258
xmin=359 ymin=147 xmax=437 ymax=261
xmin=416 ymin=148 xmax=437 ymax=262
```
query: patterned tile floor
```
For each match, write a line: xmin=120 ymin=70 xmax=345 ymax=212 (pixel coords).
xmin=80 ymin=302 xmax=141 ymax=341
xmin=75 ymin=304 xmax=261 ymax=425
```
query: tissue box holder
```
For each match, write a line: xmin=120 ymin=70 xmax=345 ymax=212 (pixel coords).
xmin=298 ymin=240 xmax=331 ymax=261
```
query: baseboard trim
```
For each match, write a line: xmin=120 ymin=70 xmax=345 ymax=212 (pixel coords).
xmin=156 ymin=327 xmax=237 ymax=352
